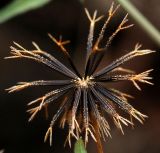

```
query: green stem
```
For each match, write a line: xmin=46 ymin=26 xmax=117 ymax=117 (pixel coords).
xmin=0 ymin=0 xmax=50 ymax=23
xmin=116 ymin=0 xmax=160 ymax=46
xmin=74 ymin=138 xmax=88 ymax=153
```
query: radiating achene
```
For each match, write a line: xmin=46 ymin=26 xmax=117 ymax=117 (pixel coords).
xmin=5 ymin=3 xmax=155 ymax=153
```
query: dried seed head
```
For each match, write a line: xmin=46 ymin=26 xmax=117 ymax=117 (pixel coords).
xmin=75 ymin=76 xmax=94 ymax=88
xmin=5 ymin=3 xmax=154 ymax=153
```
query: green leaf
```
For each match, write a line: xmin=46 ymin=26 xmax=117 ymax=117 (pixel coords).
xmin=74 ymin=138 xmax=88 ymax=153
xmin=0 ymin=0 xmax=51 ymax=23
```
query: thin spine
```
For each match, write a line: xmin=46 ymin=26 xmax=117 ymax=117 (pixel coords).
xmin=84 ymin=9 xmax=103 ymax=77
xmin=89 ymin=9 xmax=132 ymax=75
xmin=109 ymin=88 xmax=134 ymax=102
xmin=97 ymin=84 xmax=133 ymax=112
xmin=82 ymin=88 xmax=89 ymax=145
xmin=32 ymin=42 xmax=79 ymax=79
xmin=90 ymin=86 xmax=130 ymax=133
xmin=60 ymin=94 xmax=73 ymax=129
xmin=96 ymin=69 xmax=153 ymax=90
xmin=44 ymin=97 xmax=68 ymax=146
xmin=47 ymin=35 xmax=81 ymax=78
xmin=91 ymin=20 xmax=133 ymax=75
xmin=68 ymin=88 xmax=81 ymax=146
xmin=27 ymin=85 xmax=74 ymax=121
xmin=32 ymin=42 xmax=77 ymax=78
xmin=93 ymin=45 xmax=155 ymax=78
xmin=90 ymin=86 xmax=117 ymax=116
xmin=7 ymin=42 xmax=78 ymax=79
xmin=6 ymin=80 xmax=73 ymax=93
xmin=28 ymin=84 xmax=74 ymax=106
xmin=7 ymin=48 xmax=74 ymax=79
xmin=97 ymin=84 xmax=146 ymax=124
xmin=27 ymin=90 xmax=69 ymax=122
xmin=104 ymin=14 xmax=133 ymax=50
xmin=88 ymin=93 xmax=111 ymax=139
xmin=93 ymin=2 xmax=120 ymax=51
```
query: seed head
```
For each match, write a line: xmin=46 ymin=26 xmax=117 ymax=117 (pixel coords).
xmin=6 ymin=3 xmax=154 ymax=153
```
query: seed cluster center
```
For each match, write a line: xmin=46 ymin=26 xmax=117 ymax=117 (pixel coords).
xmin=75 ymin=76 xmax=94 ymax=88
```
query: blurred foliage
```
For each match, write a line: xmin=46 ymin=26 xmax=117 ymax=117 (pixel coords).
xmin=116 ymin=0 xmax=160 ymax=46
xmin=74 ymin=138 xmax=87 ymax=153
xmin=0 ymin=0 xmax=51 ymax=23
xmin=0 ymin=150 xmax=4 ymax=153
xmin=79 ymin=0 xmax=85 ymax=3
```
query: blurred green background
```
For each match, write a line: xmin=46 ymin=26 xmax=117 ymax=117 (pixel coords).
xmin=0 ymin=0 xmax=159 ymax=153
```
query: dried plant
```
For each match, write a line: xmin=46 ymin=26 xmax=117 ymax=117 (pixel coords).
xmin=5 ymin=3 xmax=154 ymax=153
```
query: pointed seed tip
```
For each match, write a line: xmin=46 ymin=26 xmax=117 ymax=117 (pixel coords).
xmin=48 ymin=33 xmax=51 ymax=36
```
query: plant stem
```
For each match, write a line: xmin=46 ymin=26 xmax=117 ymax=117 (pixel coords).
xmin=74 ymin=138 xmax=87 ymax=153
xmin=0 ymin=0 xmax=50 ymax=23
xmin=115 ymin=0 xmax=160 ymax=46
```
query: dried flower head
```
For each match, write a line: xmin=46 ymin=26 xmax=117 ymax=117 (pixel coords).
xmin=6 ymin=3 xmax=154 ymax=153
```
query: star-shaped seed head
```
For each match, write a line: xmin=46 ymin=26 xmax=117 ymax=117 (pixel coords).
xmin=5 ymin=3 xmax=155 ymax=153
